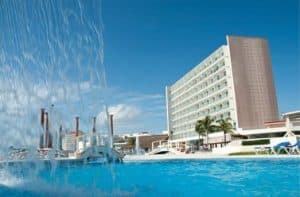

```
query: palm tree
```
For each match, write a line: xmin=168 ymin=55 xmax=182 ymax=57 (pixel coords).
xmin=169 ymin=130 xmax=174 ymax=140
xmin=195 ymin=116 xmax=218 ymax=149
xmin=202 ymin=116 xmax=218 ymax=147
xmin=195 ymin=120 xmax=205 ymax=150
xmin=217 ymin=118 xmax=233 ymax=145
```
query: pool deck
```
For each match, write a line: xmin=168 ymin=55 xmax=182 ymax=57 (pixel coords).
xmin=123 ymin=153 xmax=300 ymax=162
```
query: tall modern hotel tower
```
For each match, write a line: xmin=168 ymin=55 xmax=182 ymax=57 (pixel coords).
xmin=166 ymin=36 xmax=279 ymax=142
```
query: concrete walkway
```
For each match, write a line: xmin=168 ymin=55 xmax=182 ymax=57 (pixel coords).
xmin=123 ymin=153 xmax=300 ymax=162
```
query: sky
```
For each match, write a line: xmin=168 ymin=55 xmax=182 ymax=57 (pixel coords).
xmin=102 ymin=0 xmax=300 ymax=131
xmin=0 ymin=0 xmax=299 ymax=150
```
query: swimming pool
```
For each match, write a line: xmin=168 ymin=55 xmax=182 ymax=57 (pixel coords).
xmin=0 ymin=159 xmax=299 ymax=196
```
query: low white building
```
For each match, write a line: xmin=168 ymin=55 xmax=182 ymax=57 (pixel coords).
xmin=238 ymin=110 xmax=300 ymax=138
xmin=213 ymin=111 xmax=300 ymax=154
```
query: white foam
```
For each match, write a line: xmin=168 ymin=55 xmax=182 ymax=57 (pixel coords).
xmin=0 ymin=169 xmax=23 ymax=187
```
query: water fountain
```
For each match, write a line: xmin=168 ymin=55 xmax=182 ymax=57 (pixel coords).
xmin=0 ymin=0 xmax=122 ymax=162
xmin=135 ymin=135 xmax=141 ymax=155
xmin=0 ymin=0 xmax=124 ymax=195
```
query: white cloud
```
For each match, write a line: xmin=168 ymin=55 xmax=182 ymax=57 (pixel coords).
xmin=35 ymin=86 xmax=49 ymax=99
xmin=94 ymin=89 xmax=167 ymax=133
xmin=109 ymin=104 xmax=141 ymax=121
xmin=97 ymin=104 xmax=141 ymax=125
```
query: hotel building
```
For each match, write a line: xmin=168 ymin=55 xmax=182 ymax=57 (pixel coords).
xmin=166 ymin=35 xmax=279 ymax=144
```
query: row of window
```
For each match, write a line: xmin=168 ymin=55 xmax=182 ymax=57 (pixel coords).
xmin=171 ymin=111 xmax=233 ymax=135
xmin=171 ymin=79 xmax=228 ymax=116
xmin=171 ymin=60 xmax=226 ymax=101
xmin=171 ymin=69 xmax=228 ymax=109
xmin=172 ymin=89 xmax=229 ymax=121
xmin=172 ymin=99 xmax=230 ymax=128
xmin=171 ymin=48 xmax=225 ymax=91
xmin=172 ymin=131 xmax=197 ymax=140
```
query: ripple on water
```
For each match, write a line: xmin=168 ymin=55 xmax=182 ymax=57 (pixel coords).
xmin=0 ymin=159 xmax=299 ymax=196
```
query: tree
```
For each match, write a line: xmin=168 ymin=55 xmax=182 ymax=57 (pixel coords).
xmin=169 ymin=130 xmax=174 ymax=140
xmin=217 ymin=118 xmax=233 ymax=145
xmin=128 ymin=137 xmax=136 ymax=149
xmin=195 ymin=116 xmax=218 ymax=149
xmin=195 ymin=120 xmax=205 ymax=150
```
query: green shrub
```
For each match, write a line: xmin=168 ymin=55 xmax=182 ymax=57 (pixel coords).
xmin=241 ymin=139 xmax=270 ymax=146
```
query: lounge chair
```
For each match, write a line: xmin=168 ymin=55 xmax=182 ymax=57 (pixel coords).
xmin=271 ymin=142 xmax=290 ymax=155
xmin=287 ymin=140 xmax=300 ymax=154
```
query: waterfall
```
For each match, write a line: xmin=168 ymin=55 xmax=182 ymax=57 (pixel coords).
xmin=135 ymin=135 xmax=141 ymax=155
xmin=0 ymin=0 xmax=107 ymax=155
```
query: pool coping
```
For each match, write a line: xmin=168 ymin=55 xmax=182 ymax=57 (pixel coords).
xmin=123 ymin=154 xmax=300 ymax=162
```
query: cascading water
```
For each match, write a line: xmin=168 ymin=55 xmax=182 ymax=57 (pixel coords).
xmin=0 ymin=0 xmax=122 ymax=195
xmin=0 ymin=0 xmax=108 ymax=152
xmin=135 ymin=135 xmax=141 ymax=155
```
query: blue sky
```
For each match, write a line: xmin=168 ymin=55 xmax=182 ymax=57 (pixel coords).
xmin=0 ymin=0 xmax=299 ymax=150
xmin=102 ymin=0 xmax=299 ymax=130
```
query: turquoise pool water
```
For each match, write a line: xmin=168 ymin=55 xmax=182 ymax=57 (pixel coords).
xmin=0 ymin=159 xmax=299 ymax=196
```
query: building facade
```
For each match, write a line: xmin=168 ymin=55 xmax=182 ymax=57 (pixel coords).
xmin=61 ymin=131 xmax=84 ymax=152
xmin=166 ymin=35 xmax=279 ymax=143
